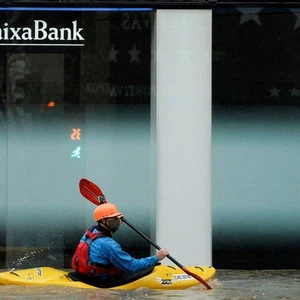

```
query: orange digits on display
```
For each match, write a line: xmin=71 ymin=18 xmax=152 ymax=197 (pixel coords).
xmin=71 ymin=128 xmax=81 ymax=141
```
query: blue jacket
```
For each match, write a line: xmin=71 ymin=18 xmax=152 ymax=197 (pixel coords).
xmin=80 ymin=227 xmax=159 ymax=273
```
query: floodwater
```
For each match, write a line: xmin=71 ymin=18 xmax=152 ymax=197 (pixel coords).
xmin=0 ymin=269 xmax=299 ymax=300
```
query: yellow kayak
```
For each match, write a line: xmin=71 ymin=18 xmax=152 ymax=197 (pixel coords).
xmin=0 ymin=265 xmax=216 ymax=290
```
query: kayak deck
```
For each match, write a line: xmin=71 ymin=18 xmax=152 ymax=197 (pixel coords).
xmin=0 ymin=265 xmax=216 ymax=290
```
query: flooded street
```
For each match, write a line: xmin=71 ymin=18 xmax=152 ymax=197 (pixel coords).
xmin=0 ymin=269 xmax=299 ymax=299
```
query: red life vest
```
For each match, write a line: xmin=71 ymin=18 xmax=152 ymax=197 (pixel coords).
xmin=71 ymin=226 xmax=122 ymax=276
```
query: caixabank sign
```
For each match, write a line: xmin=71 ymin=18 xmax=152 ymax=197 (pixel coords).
xmin=0 ymin=20 xmax=85 ymax=46
xmin=0 ymin=6 xmax=95 ymax=47
xmin=0 ymin=6 xmax=153 ymax=48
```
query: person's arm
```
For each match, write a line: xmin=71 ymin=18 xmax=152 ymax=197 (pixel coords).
xmin=107 ymin=239 xmax=168 ymax=272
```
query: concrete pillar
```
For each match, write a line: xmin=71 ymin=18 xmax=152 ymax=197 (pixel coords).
xmin=151 ymin=9 xmax=212 ymax=266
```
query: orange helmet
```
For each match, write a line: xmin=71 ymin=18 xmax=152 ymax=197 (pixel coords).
xmin=94 ymin=203 xmax=123 ymax=222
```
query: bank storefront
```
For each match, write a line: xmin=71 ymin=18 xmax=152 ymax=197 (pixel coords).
xmin=2 ymin=1 xmax=300 ymax=270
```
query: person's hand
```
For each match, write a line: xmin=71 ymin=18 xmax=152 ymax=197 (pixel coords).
xmin=156 ymin=248 xmax=169 ymax=261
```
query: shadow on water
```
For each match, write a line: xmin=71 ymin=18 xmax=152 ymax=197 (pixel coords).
xmin=0 ymin=270 xmax=300 ymax=300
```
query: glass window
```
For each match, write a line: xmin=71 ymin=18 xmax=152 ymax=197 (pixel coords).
xmin=212 ymin=6 xmax=300 ymax=268
xmin=0 ymin=8 xmax=152 ymax=268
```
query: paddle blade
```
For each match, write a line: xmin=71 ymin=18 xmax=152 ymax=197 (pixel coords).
xmin=181 ymin=266 xmax=212 ymax=290
xmin=79 ymin=178 xmax=106 ymax=206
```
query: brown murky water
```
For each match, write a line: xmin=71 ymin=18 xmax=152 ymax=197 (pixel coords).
xmin=0 ymin=269 xmax=299 ymax=299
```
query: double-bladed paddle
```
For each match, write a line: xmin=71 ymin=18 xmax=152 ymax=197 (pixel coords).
xmin=79 ymin=178 xmax=212 ymax=290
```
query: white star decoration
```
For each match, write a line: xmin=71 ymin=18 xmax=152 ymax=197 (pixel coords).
xmin=109 ymin=45 xmax=119 ymax=62
xmin=269 ymin=86 xmax=280 ymax=97
xmin=238 ymin=8 xmax=263 ymax=26
xmin=108 ymin=45 xmax=143 ymax=63
xmin=268 ymin=86 xmax=300 ymax=98
xmin=129 ymin=45 xmax=141 ymax=63
xmin=289 ymin=87 xmax=300 ymax=97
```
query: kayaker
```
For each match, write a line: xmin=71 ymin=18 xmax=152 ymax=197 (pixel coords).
xmin=71 ymin=202 xmax=169 ymax=280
